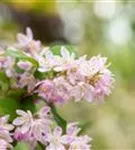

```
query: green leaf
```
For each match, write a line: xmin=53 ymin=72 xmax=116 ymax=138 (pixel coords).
xmin=0 ymin=96 xmax=21 ymax=121
xmin=0 ymin=89 xmax=25 ymax=121
xmin=50 ymin=104 xmax=67 ymax=133
xmin=14 ymin=142 xmax=29 ymax=150
xmin=34 ymin=70 xmax=49 ymax=80
xmin=5 ymin=48 xmax=39 ymax=68
xmin=20 ymin=94 xmax=37 ymax=113
xmin=50 ymin=45 xmax=77 ymax=56
xmin=0 ymin=72 xmax=9 ymax=82
xmin=0 ymin=72 xmax=10 ymax=91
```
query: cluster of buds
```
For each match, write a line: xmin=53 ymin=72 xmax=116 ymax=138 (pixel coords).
xmin=0 ymin=28 xmax=114 ymax=149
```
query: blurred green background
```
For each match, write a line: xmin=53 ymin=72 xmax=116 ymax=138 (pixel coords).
xmin=0 ymin=0 xmax=135 ymax=149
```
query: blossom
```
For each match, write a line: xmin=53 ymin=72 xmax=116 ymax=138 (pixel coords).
xmin=45 ymin=126 xmax=66 ymax=150
xmin=44 ymin=123 xmax=92 ymax=150
xmin=60 ymin=122 xmax=81 ymax=144
xmin=37 ymin=46 xmax=76 ymax=73
xmin=0 ymin=116 xmax=13 ymax=150
xmin=37 ymin=80 xmax=56 ymax=104
xmin=68 ymin=135 xmax=92 ymax=150
xmin=3 ymin=56 xmax=15 ymax=77
xmin=13 ymin=110 xmax=33 ymax=134
xmin=16 ymin=73 xmax=37 ymax=93
xmin=13 ymin=107 xmax=52 ymax=145
xmin=63 ymin=123 xmax=92 ymax=150
xmin=17 ymin=27 xmax=33 ymax=47
xmin=17 ymin=27 xmax=41 ymax=54
xmin=17 ymin=60 xmax=32 ymax=71
xmin=69 ymin=82 xmax=94 ymax=102
xmin=93 ymin=70 xmax=114 ymax=102
xmin=38 ymin=50 xmax=63 ymax=72
xmin=13 ymin=127 xmax=30 ymax=141
xmin=79 ymin=55 xmax=108 ymax=77
xmin=53 ymin=46 xmax=76 ymax=72
xmin=0 ymin=115 xmax=14 ymax=131
xmin=0 ymin=139 xmax=12 ymax=150
xmin=37 ymin=77 xmax=72 ymax=104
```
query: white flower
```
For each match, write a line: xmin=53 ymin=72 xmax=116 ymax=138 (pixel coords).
xmin=16 ymin=73 xmax=37 ymax=93
xmin=13 ymin=110 xmax=33 ymax=134
xmin=69 ymin=135 xmax=92 ymax=150
xmin=54 ymin=47 xmax=76 ymax=72
xmin=0 ymin=115 xmax=14 ymax=131
xmin=17 ymin=60 xmax=32 ymax=71
xmin=45 ymin=127 xmax=66 ymax=150
xmin=0 ymin=116 xmax=13 ymax=150
xmin=70 ymin=82 xmax=94 ymax=102
xmin=17 ymin=27 xmax=33 ymax=47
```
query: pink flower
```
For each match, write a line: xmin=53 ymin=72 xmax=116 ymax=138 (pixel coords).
xmin=0 ymin=116 xmax=13 ymax=150
xmin=37 ymin=79 xmax=69 ymax=104
xmin=69 ymin=82 xmax=94 ymax=102
xmin=79 ymin=55 xmax=108 ymax=77
xmin=68 ymin=135 xmax=92 ymax=150
xmin=17 ymin=27 xmax=33 ymax=47
xmin=61 ymin=122 xmax=81 ymax=144
xmin=37 ymin=76 xmax=73 ymax=104
xmin=63 ymin=123 xmax=92 ymax=150
xmin=13 ymin=110 xmax=33 ymax=134
xmin=3 ymin=56 xmax=15 ymax=77
xmin=17 ymin=60 xmax=32 ymax=71
xmin=44 ymin=123 xmax=92 ymax=150
xmin=53 ymin=77 xmax=71 ymax=103
xmin=13 ymin=128 xmax=29 ymax=141
xmin=13 ymin=107 xmax=52 ymax=145
xmin=45 ymin=127 xmax=66 ymax=150
xmin=0 ymin=115 xmax=14 ymax=131
xmin=93 ymin=70 xmax=114 ymax=102
xmin=37 ymin=80 xmax=56 ymax=104
xmin=17 ymin=27 xmax=41 ymax=54
xmin=16 ymin=73 xmax=37 ymax=93
xmin=53 ymin=47 xmax=76 ymax=72
xmin=37 ymin=47 xmax=76 ymax=73
xmin=0 ymin=139 xmax=12 ymax=150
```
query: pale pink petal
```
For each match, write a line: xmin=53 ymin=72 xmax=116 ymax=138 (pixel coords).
xmin=54 ymin=127 xmax=62 ymax=137
xmin=16 ymin=110 xmax=28 ymax=117
xmin=13 ymin=117 xmax=25 ymax=126
xmin=26 ymin=27 xmax=33 ymax=40
xmin=61 ymin=46 xmax=70 ymax=59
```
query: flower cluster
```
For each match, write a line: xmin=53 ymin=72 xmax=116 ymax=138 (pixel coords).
xmin=0 ymin=28 xmax=114 ymax=104
xmin=0 ymin=27 xmax=114 ymax=149
xmin=37 ymin=52 xmax=114 ymax=104
xmin=0 ymin=107 xmax=92 ymax=150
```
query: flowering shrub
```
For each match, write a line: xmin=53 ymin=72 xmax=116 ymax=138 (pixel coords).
xmin=0 ymin=28 xmax=114 ymax=150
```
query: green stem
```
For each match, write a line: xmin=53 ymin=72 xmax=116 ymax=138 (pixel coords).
xmin=49 ymin=104 xmax=67 ymax=133
xmin=37 ymin=142 xmax=45 ymax=150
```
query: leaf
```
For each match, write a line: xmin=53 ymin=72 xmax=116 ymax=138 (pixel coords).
xmin=14 ymin=142 xmax=29 ymax=150
xmin=5 ymin=48 xmax=39 ymax=68
xmin=50 ymin=104 xmax=67 ymax=133
xmin=0 ymin=72 xmax=9 ymax=83
xmin=50 ymin=45 xmax=77 ymax=57
xmin=0 ymin=89 xmax=25 ymax=121
xmin=34 ymin=70 xmax=49 ymax=80
xmin=0 ymin=72 xmax=10 ymax=91
xmin=20 ymin=94 xmax=37 ymax=114
xmin=0 ymin=96 xmax=21 ymax=121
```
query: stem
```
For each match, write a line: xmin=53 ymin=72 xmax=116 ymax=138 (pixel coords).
xmin=37 ymin=142 xmax=45 ymax=150
xmin=49 ymin=104 xmax=67 ymax=133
